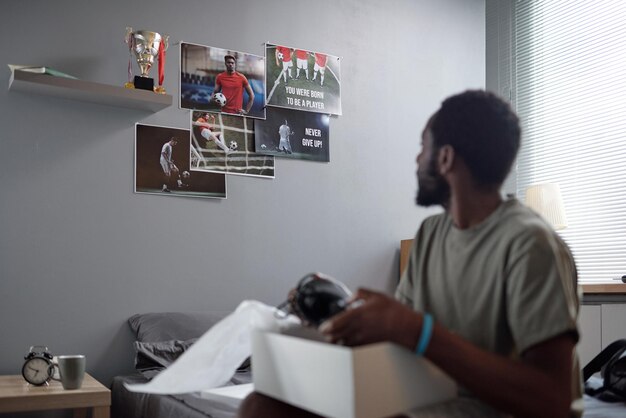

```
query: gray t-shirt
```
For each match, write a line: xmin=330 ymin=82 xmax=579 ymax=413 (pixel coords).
xmin=396 ymin=198 xmax=582 ymax=416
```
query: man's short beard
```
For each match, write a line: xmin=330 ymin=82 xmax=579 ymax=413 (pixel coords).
xmin=415 ymin=157 xmax=450 ymax=207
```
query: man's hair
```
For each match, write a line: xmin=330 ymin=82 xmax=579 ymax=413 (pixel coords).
xmin=169 ymin=137 xmax=177 ymax=143
xmin=224 ymin=54 xmax=236 ymax=62
xmin=430 ymin=90 xmax=520 ymax=187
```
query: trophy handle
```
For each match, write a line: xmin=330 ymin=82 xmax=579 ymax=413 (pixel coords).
xmin=124 ymin=27 xmax=133 ymax=46
xmin=162 ymin=35 xmax=170 ymax=52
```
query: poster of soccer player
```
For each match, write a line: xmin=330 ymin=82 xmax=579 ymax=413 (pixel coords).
xmin=135 ymin=124 xmax=227 ymax=199
xmin=255 ymin=108 xmax=330 ymax=162
xmin=190 ymin=112 xmax=275 ymax=179
xmin=180 ymin=42 xmax=266 ymax=119
xmin=265 ymin=43 xmax=341 ymax=116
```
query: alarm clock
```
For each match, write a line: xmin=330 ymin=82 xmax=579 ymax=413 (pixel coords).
xmin=22 ymin=346 xmax=54 ymax=386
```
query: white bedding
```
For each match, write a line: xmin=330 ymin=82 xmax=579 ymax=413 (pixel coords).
xmin=583 ymin=395 xmax=625 ymax=417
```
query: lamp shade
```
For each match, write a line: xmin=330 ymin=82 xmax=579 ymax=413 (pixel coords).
xmin=524 ymin=183 xmax=568 ymax=230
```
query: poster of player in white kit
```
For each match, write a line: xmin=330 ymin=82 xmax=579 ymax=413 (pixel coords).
xmin=265 ymin=43 xmax=341 ymax=116
xmin=190 ymin=112 xmax=275 ymax=178
xmin=135 ymin=124 xmax=226 ymax=199
xmin=255 ymin=108 xmax=330 ymax=162
xmin=180 ymin=42 xmax=266 ymax=119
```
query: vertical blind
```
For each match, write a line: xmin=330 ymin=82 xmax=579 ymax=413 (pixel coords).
xmin=514 ymin=1 xmax=626 ymax=283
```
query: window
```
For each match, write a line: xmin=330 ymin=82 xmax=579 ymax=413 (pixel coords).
xmin=512 ymin=1 xmax=626 ymax=283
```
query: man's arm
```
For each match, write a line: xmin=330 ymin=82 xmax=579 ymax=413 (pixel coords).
xmin=243 ymin=84 xmax=255 ymax=114
xmin=213 ymin=79 xmax=222 ymax=94
xmin=320 ymin=289 xmax=575 ymax=418
xmin=426 ymin=321 xmax=574 ymax=418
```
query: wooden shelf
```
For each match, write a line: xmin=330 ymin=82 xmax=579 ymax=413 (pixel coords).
xmin=8 ymin=70 xmax=172 ymax=112
xmin=582 ymin=284 xmax=626 ymax=294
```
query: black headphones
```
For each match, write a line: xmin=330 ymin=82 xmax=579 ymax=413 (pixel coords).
xmin=277 ymin=272 xmax=352 ymax=326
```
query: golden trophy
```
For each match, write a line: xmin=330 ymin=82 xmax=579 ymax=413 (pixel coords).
xmin=124 ymin=27 xmax=169 ymax=93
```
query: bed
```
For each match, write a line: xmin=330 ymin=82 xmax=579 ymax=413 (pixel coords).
xmin=111 ymin=311 xmax=251 ymax=418
xmin=111 ymin=311 xmax=625 ymax=418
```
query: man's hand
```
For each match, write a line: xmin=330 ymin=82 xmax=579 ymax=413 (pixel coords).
xmin=319 ymin=288 xmax=422 ymax=350
xmin=239 ymin=109 xmax=248 ymax=115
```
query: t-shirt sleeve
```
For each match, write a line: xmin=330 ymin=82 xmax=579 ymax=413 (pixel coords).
xmin=215 ymin=74 xmax=222 ymax=87
xmin=505 ymin=227 xmax=580 ymax=354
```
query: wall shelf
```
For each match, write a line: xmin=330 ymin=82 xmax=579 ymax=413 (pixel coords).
xmin=8 ymin=70 xmax=172 ymax=112
xmin=582 ymin=283 xmax=626 ymax=294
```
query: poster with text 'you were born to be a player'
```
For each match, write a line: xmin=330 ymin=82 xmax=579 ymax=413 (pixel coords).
xmin=265 ymin=43 xmax=341 ymax=116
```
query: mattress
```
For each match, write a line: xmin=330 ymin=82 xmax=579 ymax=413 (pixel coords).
xmin=111 ymin=371 xmax=252 ymax=418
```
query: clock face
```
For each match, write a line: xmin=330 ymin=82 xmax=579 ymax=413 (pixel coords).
xmin=22 ymin=357 xmax=51 ymax=385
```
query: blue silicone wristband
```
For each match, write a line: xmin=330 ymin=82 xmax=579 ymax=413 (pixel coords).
xmin=415 ymin=313 xmax=434 ymax=356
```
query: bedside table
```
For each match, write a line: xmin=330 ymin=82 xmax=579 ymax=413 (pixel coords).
xmin=0 ymin=373 xmax=110 ymax=417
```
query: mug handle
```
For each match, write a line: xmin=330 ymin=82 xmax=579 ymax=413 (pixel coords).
xmin=48 ymin=363 xmax=61 ymax=382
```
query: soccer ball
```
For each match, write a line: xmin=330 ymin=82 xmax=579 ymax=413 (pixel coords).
xmin=182 ymin=171 xmax=190 ymax=179
xmin=212 ymin=92 xmax=227 ymax=107
xmin=277 ymin=51 xmax=284 ymax=61
xmin=229 ymin=141 xmax=238 ymax=151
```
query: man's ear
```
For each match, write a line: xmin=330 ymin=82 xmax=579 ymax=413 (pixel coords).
xmin=437 ymin=145 xmax=455 ymax=175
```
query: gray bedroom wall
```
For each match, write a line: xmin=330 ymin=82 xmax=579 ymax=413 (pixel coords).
xmin=0 ymin=0 xmax=485 ymax=387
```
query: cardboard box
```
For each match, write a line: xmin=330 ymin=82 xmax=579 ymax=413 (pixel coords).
xmin=252 ymin=329 xmax=456 ymax=418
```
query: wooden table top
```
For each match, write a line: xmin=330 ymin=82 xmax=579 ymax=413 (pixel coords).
xmin=0 ymin=373 xmax=110 ymax=413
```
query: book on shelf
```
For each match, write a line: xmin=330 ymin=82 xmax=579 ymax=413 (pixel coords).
xmin=8 ymin=64 xmax=77 ymax=79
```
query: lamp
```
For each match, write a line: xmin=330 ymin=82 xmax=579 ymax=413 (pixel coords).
xmin=524 ymin=183 xmax=568 ymax=230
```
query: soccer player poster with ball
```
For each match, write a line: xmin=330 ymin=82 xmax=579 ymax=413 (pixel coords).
xmin=255 ymin=108 xmax=330 ymax=162
xmin=134 ymin=123 xmax=226 ymax=199
xmin=190 ymin=112 xmax=275 ymax=179
xmin=180 ymin=42 xmax=266 ymax=119
xmin=265 ymin=43 xmax=341 ymax=116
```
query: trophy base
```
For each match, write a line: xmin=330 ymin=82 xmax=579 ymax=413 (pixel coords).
xmin=133 ymin=76 xmax=154 ymax=91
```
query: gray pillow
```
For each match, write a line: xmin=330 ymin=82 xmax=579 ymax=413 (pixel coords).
xmin=133 ymin=337 xmax=252 ymax=380
xmin=128 ymin=311 xmax=228 ymax=342
xmin=134 ymin=338 xmax=197 ymax=377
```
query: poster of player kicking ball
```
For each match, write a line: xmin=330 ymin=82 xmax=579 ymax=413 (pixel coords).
xmin=135 ymin=123 xmax=226 ymax=199
xmin=255 ymin=107 xmax=330 ymax=162
xmin=190 ymin=112 xmax=275 ymax=178
xmin=265 ymin=43 xmax=341 ymax=116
